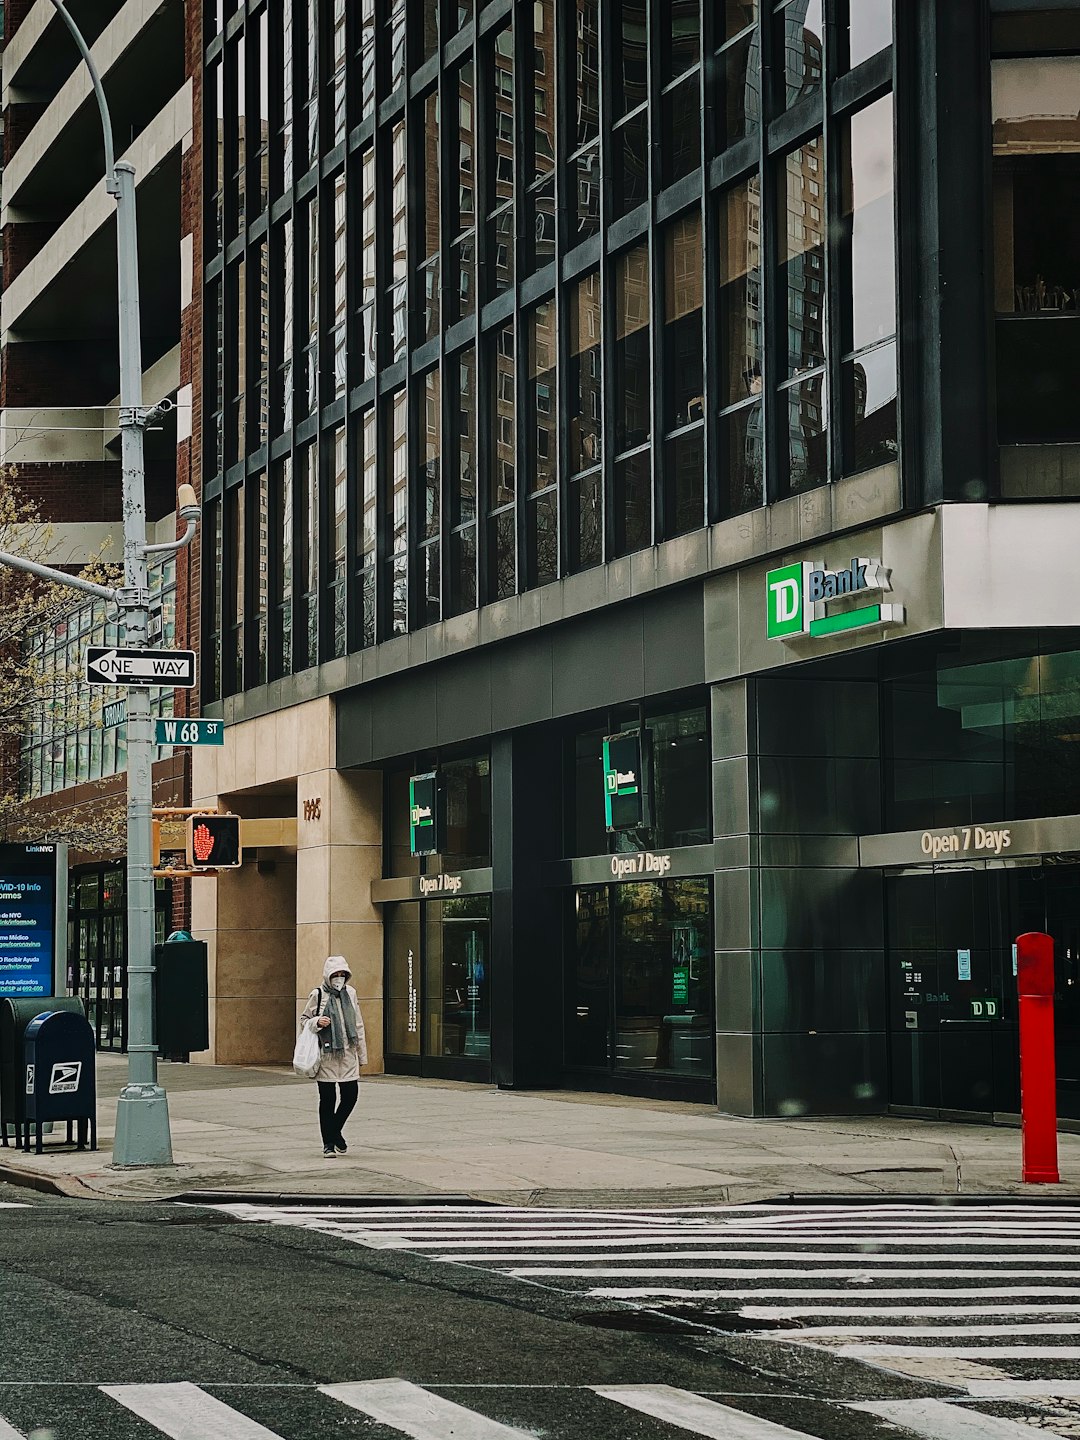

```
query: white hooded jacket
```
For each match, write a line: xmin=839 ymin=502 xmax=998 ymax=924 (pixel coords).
xmin=299 ymin=956 xmax=368 ymax=1083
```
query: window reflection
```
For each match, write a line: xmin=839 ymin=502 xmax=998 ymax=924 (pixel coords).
xmin=848 ymin=0 xmax=892 ymax=69
xmin=773 ymin=0 xmax=823 ymax=110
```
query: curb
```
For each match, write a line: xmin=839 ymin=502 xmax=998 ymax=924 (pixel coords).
xmin=168 ymin=1191 xmax=493 ymax=1206
xmin=779 ymin=1192 xmax=1080 ymax=1205
xmin=0 ymin=1164 xmax=70 ymax=1198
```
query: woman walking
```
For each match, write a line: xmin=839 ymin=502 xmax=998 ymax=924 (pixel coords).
xmin=300 ymin=956 xmax=368 ymax=1157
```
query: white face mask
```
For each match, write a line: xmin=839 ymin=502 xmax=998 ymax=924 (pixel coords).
xmin=330 ymin=975 xmax=346 ymax=992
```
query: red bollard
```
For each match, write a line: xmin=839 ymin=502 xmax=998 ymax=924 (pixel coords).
xmin=1016 ymin=931 xmax=1060 ymax=1184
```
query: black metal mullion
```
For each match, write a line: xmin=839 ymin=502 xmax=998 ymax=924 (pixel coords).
xmin=761 ymin=7 xmax=784 ymax=503
xmin=823 ymin=0 xmax=844 ymax=488
xmin=599 ymin=0 xmax=616 ymax=563
xmin=475 ymin=24 xmax=493 ymax=603
xmin=648 ymin=0 xmax=663 ymax=547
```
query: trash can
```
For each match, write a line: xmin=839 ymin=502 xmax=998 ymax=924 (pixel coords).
xmin=23 ymin=1009 xmax=97 ymax=1155
xmin=0 ymin=995 xmax=85 ymax=1147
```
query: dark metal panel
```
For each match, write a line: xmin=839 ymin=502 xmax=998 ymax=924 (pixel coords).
xmin=762 ymin=1032 xmax=888 ymax=1115
xmin=715 ymin=1032 xmax=762 ymax=1116
xmin=369 ymin=670 xmax=441 ymax=759
xmin=761 ymin=949 xmax=886 ymax=1033
xmin=713 ymin=755 xmax=752 ymax=839
xmin=550 ymin=607 xmax=645 ymax=717
xmin=759 ymin=866 xmax=884 ymax=950
xmin=714 ymin=952 xmax=759 ymax=1034
xmin=488 ymin=631 xmax=555 ymax=733
xmin=435 ymin=652 xmax=493 ymax=747
xmin=642 ymin=584 xmax=706 ymax=693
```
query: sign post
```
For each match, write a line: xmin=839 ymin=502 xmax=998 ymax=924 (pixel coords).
xmin=1016 ymin=930 xmax=1060 ymax=1184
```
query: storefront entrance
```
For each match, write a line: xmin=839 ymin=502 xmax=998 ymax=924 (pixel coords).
xmin=886 ymin=865 xmax=1080 ymax=1123
xmin=385 ymin=896 xmax=492 ymax=1081
xmin=565 ymin=877 xmax=714 ymax=1100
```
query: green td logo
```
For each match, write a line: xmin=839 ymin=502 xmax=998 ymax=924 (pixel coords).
xmin=766 ymin=562 xmax=805 ymax=639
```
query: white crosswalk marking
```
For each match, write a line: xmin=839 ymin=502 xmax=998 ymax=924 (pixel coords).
xmin=217 ymin=1201 xmax=1080 ymax=1406
xmin=0 ymin=1417 xmax=23 ymax=1440
xmin=101 ymin=1382 xmax=285 ymax=1439
xmin=321 ymin=1380 xmax=537 ymax=1438
xmin=853 ymin=1398 xmax=1071 ymax=1439
xmin=0 ymin=1204 xmax=28 ymax=1209
xmin=593 ymin=1386 xmax=813 ymax=1439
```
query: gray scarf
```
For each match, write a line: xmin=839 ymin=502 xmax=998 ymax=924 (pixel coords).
xmin=319 ymin=981 xmax=358 ymax=1053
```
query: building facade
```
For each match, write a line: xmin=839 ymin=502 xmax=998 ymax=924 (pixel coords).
xmin=1 ymin=0 xmax=198 ymax=1047
xmin=196 ymin=0 xmax=1080 ymax=1124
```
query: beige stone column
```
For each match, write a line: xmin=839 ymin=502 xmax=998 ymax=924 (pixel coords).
xmin=295 ymin=729 xmax=384 ymax=1075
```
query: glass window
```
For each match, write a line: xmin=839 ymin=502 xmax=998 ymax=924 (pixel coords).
xmin=568 ymin=885 xmax=610 ymax=1067
xmin=386 ymin=391 xmax=408 ymax=636
xmin=358 ymin=147 xmax=376 ymax=379
xmin=614 ymin=108 xmax=649 ymax=217
xmin=418 ymin=0 xmax=439 ymax=66
xmin=389 ymin=122 xmax=407 ymax=362
xmin=279 ymin=0 xmax=294 ymax=191
xmin=617 ymin=0 xmax=648 ymax=116
xmin=614 ymin=245 xmax=651 ymax=453
xmin=663 ymin=74 xmax=701 ymax=188
xmin=330 ymin=428 xmax=346 ymax=657
xmin=297 ymin=443 xmax=319 ymax=666
xmin=663 ymin=214 xmax=704 ymax=433
xmin=841 ymin=96 xmax=897 ymax=474
xmin=488 ymin=323 xmax=516 ymax=601
xmin=417 ymin=90 xmax=440 ymax=344
xmin=272 ymin=456 xmax=293 ymax=674
xmin=449 ymin=348 xmax=477 ymax=615
xmin=717 ymin=4 xmax=760 ymax=150
xmin=486 ymin=25 xmax=515 ymax=298
xmin=526 ymin=0 xmax=556 ymax=273
xmin=848 ymin=0 xmax=892 ymax=69
xmin=386 ymin=901 xmax=422 ymax=1054
xmin=425 ymin=896 xmax=491 ymax=1060
xmin=614 ymin=879 xmax=713 ymax=1076
xmin=717 ymin=176 xmax=762 ymax=405
xmin=778 ymin=137 xmax=827 ymax=494
xmin=276 ymin=215 xmax=294 ymax=434
xmin=304 ymin=193 xmax=319 ymax=413
xmin=357 ymin=408 xmax=377 ymax=646
xmin=527 ymin=302 xmax=558 ymax=587
xmin=331 ymin=172 xmax=347 ymax=397
xmin=442 ymin=754 xmax=492 ymax=866
xmin=773 ymin=0 xmax=823 ymax=111
xmin=450 ymin=61 xmax=476 ymax=322
xmin=417 ymin=370 xmax=441 ymax=628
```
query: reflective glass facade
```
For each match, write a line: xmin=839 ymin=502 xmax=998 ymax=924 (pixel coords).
xmin=203 ymin=0 xmax=896 ymax=701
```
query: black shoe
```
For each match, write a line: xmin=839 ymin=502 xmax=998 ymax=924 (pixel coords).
xmin=334 ymin=1137 xmax=347 ymax=1153
xmin=323 ymin=1146 xmax=336 ymax=1157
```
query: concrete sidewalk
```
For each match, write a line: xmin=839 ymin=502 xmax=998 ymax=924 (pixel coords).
xmin=1 ymin=1055 xmax=1078 ymax=1204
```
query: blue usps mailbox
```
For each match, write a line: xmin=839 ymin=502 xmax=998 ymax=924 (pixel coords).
xmin=22 ymin=1010 xmax=96 ymax=1155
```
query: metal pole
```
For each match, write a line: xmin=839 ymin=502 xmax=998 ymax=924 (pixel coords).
xmin=46 ymin=1 xmax=172 ymax=1164
xmin=111 ymin=162 xmax=172 ymax=1165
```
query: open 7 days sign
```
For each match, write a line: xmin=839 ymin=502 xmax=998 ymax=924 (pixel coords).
xmin=766 ymin=556 xmax=905 ymax=642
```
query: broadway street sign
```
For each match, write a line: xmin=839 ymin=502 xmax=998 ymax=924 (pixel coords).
xmin=85 ymin=646 xmax=197 ymax=688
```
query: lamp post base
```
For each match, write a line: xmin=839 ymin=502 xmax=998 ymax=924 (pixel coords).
xmin=112 ymin=1085 xmax=173 ymax=1167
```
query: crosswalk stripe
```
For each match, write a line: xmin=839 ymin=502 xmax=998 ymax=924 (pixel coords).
xmin=741 ymin=1304 xmax=1080 ymax=1318
xmin=507 ymin=1267 xmax=1079 ymax=1279
xmin=853 ymin=1398 xmax=1067 ymax=1439
xmin=838 ymin=1345 xmax=1080 ymax=1359
xmin=0 ymin=1416 xmax=23 ymax=1440
xmin=593 ymin=1385 xmax=811 ymax=1439
xmin=966 ymin=1381 xmax=1080 ymax=1399
xmin=385 ymin=1235 xmax=1080 ymax=1250
xmin=780 ymin=1321 xmax=1080 ymax=1338
xmin=320 ymin=1379 xmax=535 ymax=1438
xmin=432 ymin=1249 xmax=1080 ymax=1263
xmin=0 ymin=1204 xmax=28 ymax=1210
xmin=587 ymin=1287 xmax=1080 ymax=1300
xmin=101 ymin=1382 xmax=285 ymax=1439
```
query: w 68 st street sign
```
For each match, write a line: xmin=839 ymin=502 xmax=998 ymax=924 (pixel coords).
xmin=85 ymin=646 xmax=197 ymax=688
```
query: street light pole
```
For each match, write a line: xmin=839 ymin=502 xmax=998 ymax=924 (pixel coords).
xmin=10 ymin=1 xmax=199 ymax=1164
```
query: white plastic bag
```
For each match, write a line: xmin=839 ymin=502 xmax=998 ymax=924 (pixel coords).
xmin=292 ymin=1019 xmax=321 ymax=1078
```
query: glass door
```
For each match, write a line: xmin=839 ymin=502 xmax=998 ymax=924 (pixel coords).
xmin=565 ymin=877 xmax=715 ymax=1094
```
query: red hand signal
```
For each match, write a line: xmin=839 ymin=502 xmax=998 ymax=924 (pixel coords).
xmin=192 ymin=822 xmax=214 ymax=862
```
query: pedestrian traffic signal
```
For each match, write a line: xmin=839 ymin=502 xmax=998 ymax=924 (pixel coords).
xmin=186 ymin=813 xmax=242 ymax=869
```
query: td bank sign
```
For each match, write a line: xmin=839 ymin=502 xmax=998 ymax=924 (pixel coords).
xmin=766 ymin=557 xmax=905 ymax=642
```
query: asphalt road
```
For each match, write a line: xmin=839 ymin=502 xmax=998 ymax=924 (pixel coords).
xmin=0 ymin=1181 xmax=1078 ymax=1440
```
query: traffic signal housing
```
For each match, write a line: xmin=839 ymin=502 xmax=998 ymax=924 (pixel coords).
xmin=186 ymin=813 xmax=242 ymax=869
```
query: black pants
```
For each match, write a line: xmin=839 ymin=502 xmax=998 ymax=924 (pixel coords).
xmin=317 ymin=1080 xmax=358 ymax=1148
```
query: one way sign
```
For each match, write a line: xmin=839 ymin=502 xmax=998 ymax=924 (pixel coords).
xmin=85 ymin=646 xmax=197 ymax=688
